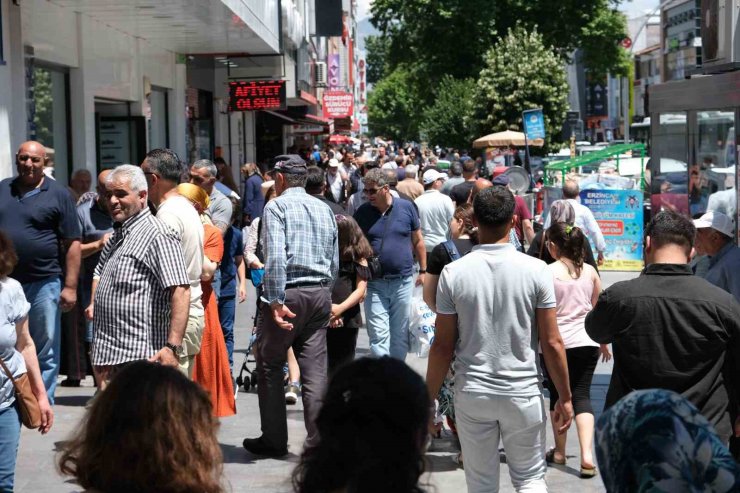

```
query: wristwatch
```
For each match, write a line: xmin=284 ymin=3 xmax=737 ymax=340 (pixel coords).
xmin=418 ymin=269 xmax=427 ymax=274
xmin=164 ymin=342 xmax=184 ymax=357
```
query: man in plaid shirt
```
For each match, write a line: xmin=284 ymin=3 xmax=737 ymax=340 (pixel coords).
xmin=243 ymin=154 xmax=338 ymax=458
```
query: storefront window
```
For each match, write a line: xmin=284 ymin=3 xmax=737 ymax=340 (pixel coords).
xmin=693 ymin=110 xmax=736 ymax=223
xmin=650 ymin=112 xmax=688 ymax=216
xmin=32 ymin=66 xmax=70 ymax=184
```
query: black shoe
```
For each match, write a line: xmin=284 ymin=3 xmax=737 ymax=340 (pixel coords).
xmin=242 ymin=437 xmax=288 ymax=457
xmin=61 ymin=378 xmax=81 ymax=387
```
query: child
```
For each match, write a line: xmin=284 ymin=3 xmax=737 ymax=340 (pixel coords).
xmin=327 ymin=215 xmax=373 ymax=373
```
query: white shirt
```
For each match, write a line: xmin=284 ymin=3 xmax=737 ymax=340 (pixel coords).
xmin=327 ymin=170 xmax=344 ymax=203
xmin=414 ymin=189 xmax=454 ymax=251
xmin=544 ymin=198 xmax=607 ymax=252
xmin=157 ymin=195 xmax=204 ymax=315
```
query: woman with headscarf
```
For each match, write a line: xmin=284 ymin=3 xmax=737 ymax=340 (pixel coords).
xmin=527 ymin=199 xmax=598 ymax=270
xmin=177 ymin=183 xmax=236 ymax=417
xmin=595 ymin=389 xmax=739 ymax=493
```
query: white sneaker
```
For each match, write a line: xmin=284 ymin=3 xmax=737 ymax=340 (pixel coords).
xmin=285 ymin=383 xmax=300 ymax=404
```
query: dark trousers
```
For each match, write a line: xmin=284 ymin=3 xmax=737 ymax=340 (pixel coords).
xmin=326 ymin=326 xmax=359 ymax=375
xmin=542 ymin=346 xmax=599 ymax=415
xmin=218 ymin=295 xmax=236 ymax=368
xmin=60 ymin=303 xmax=88 ymax=380
xmin=257 ymin=285 xmax=331 ymax=450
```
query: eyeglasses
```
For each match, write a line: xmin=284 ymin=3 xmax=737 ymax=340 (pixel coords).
xmin=363 ymin=186 xmax=386 ymax=196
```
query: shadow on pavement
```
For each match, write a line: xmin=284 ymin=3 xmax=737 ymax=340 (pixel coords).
xmin=425 ymin=453 xmax=461 ymax=473
xmin=220 ymin=443 xmax=254 ymax=464
xmin=54 ymin=395 xmax=93 ymax=407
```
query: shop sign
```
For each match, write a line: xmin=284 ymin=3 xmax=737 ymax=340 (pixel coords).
xmin=522 ymin=108 xmax=545 ymax=140
xmin=228 ymin=80 xmax=286 ymax=112
xmin=323 ymin=91 xmax=354 ymax=119
xmin=580 ymin=189 xmax=644 ymax=271
xmin=292 ymin=124 xmax=325 ymax=134
xmin=328 ymin=54 xmax=341 ymax=90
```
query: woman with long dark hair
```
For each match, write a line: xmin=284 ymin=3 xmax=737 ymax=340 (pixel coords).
xmin=292 ymin=357 xmax=429 ymax=493
xmin=327 ymin=215 xmax=373 ymax=373
xmin=542 ymin=222 xmax=610 ymax=478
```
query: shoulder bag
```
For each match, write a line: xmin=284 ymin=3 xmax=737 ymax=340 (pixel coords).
xmin=249 ymin=218 xmax=266 ymax=287
xmin=0 ymin=358 xmax=41 ymax=429
xmin=367 ymin=206 xmax=393 ymax=280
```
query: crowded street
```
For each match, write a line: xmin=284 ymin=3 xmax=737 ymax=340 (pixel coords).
xmin=1 ymin=0 xmax=740 ymax=492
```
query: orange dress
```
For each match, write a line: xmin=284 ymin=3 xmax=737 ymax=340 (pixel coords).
xmin=193 ymin=224 xmax=236 ymax=417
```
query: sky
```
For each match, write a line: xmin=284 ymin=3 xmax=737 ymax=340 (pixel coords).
xmin=354 ymin=0 xmax=660 ymax=22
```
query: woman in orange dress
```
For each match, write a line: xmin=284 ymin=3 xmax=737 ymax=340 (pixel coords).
xmin=177 ymin=183 xmax=236 ymax=417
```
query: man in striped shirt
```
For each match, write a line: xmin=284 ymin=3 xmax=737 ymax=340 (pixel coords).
xmin=243 ymin=154 xmax=339 ymax=458
xmin=85 ymin=165 xmax=190 ymax=389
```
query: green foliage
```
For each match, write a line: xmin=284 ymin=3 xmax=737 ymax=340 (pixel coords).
xmin=579 ymin=8 xmax=631 ymax=78
xmin=33 ymin=68 xmax=54 ymax=147
xmin=367 ymin=68 xmax=419 ymax=142
xmin=365 ymin=35 xmax=391 ymax=84
xmin=475 ymin=27 xmax=570 ymax=153
xmin=420 ymin=76 xmax=477 ymax=149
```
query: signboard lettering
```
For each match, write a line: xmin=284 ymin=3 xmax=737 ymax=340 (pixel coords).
xmin=323 ymin=91 xmax=354 ymax=119
xmin=522 ymin=108 xmax=546 ymax=140
xmin=228 ymin=80 xmax=287 ymax=112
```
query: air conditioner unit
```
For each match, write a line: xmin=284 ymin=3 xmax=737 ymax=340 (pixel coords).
xmin=315 ymin=62 xmax=328 ymax=87
xmin=701 ymin=0 xmax=740 ymax=70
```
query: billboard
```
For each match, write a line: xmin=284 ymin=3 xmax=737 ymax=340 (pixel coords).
xmin=323 ymin=91 xmax=354 ymax=119
xmin=228 ymin=80 xmax=286 ymax=112
xmin=580 ymin=189 xmax=644 ymax=271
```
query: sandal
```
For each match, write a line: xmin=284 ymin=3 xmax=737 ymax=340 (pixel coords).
xmin=545 ymin=448 xmax=566 ymax=465
xmin=580 ymin=464 xmax=597 ymax=478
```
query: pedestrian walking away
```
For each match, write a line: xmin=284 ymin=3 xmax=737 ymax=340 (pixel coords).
xmin=243 ymin=154 xmax=338 ymax=458
xmin=426 ymin=186 xmax=573 ymax=493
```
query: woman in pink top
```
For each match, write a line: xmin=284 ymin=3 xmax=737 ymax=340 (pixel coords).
xmin=542 ymin=222 xmax=611 ymax=478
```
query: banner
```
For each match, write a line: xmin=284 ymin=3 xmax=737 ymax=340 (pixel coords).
xmin=323 ymin=91 xmax=354 ymax=119
xmin=579 ymin=189 xmax=644 ymax=271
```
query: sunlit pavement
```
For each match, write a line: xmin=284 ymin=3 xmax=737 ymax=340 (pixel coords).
xmin=14 ymin=271 xmax=633 ymax=492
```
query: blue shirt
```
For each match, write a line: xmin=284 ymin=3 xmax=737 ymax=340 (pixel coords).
xmin=77 ymin=195 xmax=114 ymax=292
xmin=0 ymin=177 xmax=81 ymax=284
xmin=261 ymin=187 xmax=339 ymax=305
xmin=354 ymin=198 xmax=421 ymax=278
xmin=243 ymin=174 xmax=265 ymax=219
xmin=703 ymin=242 xmax=740 ymax=302
xmin=219 ymin=226 xmax=243 ymax=298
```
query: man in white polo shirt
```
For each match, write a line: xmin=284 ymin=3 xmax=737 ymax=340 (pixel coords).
xmin=415 ymin=169 xmax=454 ymax=258
xmin=426 ymin=186 xmax=573 ymax=492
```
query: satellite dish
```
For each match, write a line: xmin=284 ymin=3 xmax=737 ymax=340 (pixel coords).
xmin=503 ymin=166 xmax=530 ymax=195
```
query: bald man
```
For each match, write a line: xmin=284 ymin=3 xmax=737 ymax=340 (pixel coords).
xmin=0 ymin=141 xmax=81 ymax=403
xmin=60 ymin=169 xmax=114 ymax=386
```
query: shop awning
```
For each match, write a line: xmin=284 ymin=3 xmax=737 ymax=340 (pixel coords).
xmin=544 ymin=143 xmax=647 ymax=187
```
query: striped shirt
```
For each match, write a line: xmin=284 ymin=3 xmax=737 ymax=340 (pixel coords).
xmin=261 ymin=187 xmax=338 ymax=305
xmin=91 ymin=208 xmax=189 ymax=366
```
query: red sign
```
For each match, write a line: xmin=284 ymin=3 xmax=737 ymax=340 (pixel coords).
xmin=597 ymin=220 xmax=624 ymax=236
xmin=621 ymin=37 xmax=632 ymax=49
xmin=228 ymin=80 xmax=286 ymax=112
xmin=323 ymin=91 xmax=354 ymax=119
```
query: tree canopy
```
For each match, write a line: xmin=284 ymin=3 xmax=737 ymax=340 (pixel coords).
xmin=420 ymin=76 xmax=477 ymax=149
xmin=367 ymin=68 xmax=419 ymax=142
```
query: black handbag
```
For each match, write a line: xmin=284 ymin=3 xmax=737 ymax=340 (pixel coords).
xmin=367 ymin=206 xmax=392 ymax=280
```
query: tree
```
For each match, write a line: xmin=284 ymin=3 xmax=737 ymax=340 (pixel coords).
xmin=420 ymin=76 xmax=477 ymax=149
xmin=365 ymin=35 xmax=391 ymax=85
xmin=370 ymin=0 xmax=629 ymax=103
xmin=474 ymin=27 xmax=570 ymax=152
xmin=367 ymin=68 xmax=419 ymax=142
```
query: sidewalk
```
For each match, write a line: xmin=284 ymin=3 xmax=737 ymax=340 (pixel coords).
xmin=14 ymin=272 xmax=631 ymax=492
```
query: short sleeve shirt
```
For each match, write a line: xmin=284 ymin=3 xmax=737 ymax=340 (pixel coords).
xmin=208 ymin=187 xmax=233 ymax=230
xmin=436 ymin=244 xmax=556 ymax=396
xmin=354 ymin=198 xmax=420 ymax=277
xmin=427 ymin=238 xmax=474 ymax=275
xmin=77 ymin=196 xmax=114 ymax=290
xmin=0 ymin=177 xmax=81 ymax=284
xmin=219 ymin=226 xmax=244 ymax=298
xmin=0 ymin=277 xmax=31 ymax=408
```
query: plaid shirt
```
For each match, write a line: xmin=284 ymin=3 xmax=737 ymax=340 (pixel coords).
xmin=91 ymin=208 xmax=189 ymax=366
xmin=261 ymin=187 xmax=338 ymax=305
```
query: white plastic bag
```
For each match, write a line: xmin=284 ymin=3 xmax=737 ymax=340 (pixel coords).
xmin=409 ymin=286 xmax=436 ymax=357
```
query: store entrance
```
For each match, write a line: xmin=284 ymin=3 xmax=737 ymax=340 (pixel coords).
xmin=94 ymin=99 xmax=146 ymax=171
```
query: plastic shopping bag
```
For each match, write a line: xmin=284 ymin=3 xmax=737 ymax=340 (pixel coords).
xmin=409 ymin=286 xmax=436 ymax=358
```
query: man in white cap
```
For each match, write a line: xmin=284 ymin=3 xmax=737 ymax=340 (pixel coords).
xmin=694 ymin=210 xmax=740 ymax=301
xmin=415 ymin=169 xmax=454 ymax=258
xmin=325 ymin=158 xmax=347 ymax=205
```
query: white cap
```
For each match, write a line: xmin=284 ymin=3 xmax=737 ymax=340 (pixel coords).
xmin=693 ymin=210 xmax=735 ymax=238
xmin=422 ymin=169 xmax=448 ymax=185
xmin=328 ymin=158 xmax=340 ymax=168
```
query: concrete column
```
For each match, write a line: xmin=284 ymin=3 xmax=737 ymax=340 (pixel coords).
xmin=0 ymin=0 xmax=22 ymax=178
xmin=168 ymin=60 xmax=187 ymax=160
xmin=69 ymin=13 xmax=97 ymax=173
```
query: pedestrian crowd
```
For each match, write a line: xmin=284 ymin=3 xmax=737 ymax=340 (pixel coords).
xmin=0 ymin=140 xmax=738 ymax=493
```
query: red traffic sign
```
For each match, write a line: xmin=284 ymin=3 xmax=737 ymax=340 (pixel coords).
xmin=621 ymin=37 xmax=632 ymax=49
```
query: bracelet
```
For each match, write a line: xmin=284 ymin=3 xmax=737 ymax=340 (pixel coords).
xmin=419 ymin=269 xmax=426 ymax=274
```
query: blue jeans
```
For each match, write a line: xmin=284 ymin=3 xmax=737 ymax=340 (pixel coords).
xmin=364 ymin=276 xmax=414 ymax=359
xmin=218 ymin=295 xmax=236 ymax=369
xmin=22 ymin=277 xmax=62 ymax=404
xmin=0 ymin=402 xmax=21 ymax=492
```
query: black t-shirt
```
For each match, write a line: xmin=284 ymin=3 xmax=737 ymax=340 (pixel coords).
xmin=450 ymin=181 xmax=475 ymax=204
xmin=427 ymin=238 xmax=475 ymax=275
